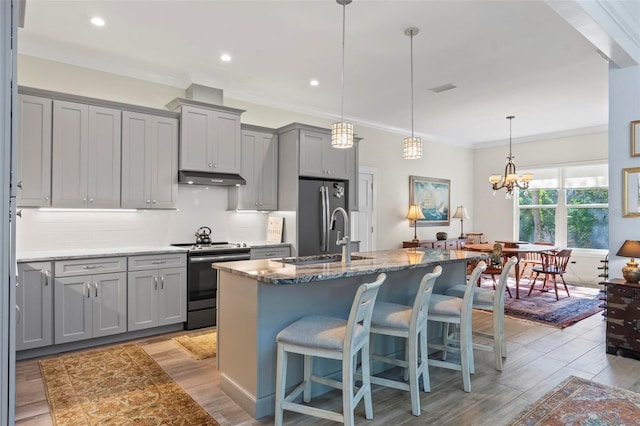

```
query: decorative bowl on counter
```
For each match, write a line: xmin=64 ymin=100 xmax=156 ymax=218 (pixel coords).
xmin=436 ymin=232 xmax=448 ymax=240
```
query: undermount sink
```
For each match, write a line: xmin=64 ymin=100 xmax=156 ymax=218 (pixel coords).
xmin=280 ymin=254 xmax=370 ymax=266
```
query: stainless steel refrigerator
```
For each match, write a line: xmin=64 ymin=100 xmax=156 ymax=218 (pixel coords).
xmin=298 ymin=179 xmax=348 ymax=256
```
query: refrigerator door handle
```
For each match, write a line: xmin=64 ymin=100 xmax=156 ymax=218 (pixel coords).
xmin=321 ymin=186 xmax=327 ymax=253
xmin=324 ymin=185 xmax=331 ymax=252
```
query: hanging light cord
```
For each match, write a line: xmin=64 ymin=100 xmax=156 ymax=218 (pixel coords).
xmin=508 ymin=115 xmax=514 ymax=160
xmin=340 ymin=1 xmax=346 ymax=123
xmin=410 ymin=30 xmax=415 ymax=139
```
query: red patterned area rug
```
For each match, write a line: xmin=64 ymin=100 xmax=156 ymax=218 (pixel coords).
xmin=509 ymin=376 xmax=640 ymax=425
xmin=500 ymin=279 xmax=602 ymax=328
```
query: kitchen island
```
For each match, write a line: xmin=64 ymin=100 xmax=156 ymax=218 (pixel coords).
xmin=212 ymin=248 xmax=488 ymax=419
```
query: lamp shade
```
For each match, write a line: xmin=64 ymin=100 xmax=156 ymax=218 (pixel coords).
xmin=452 ymin=205 xmax=470 ymax=220
xmin=616 ymin=240 xmax=640 ymax=258
xmin=407 ymin=205 xmax=425 ymax=220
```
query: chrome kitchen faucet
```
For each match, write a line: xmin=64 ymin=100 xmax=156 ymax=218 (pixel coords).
xmin=330 ymin=207 xmax=351 ymax=264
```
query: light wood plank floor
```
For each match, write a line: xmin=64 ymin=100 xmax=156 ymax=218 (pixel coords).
xmin=15 ymin=308 xmax=640 ymax=425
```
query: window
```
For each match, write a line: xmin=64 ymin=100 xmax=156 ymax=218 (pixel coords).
xmin=516 ymin=163 xmax=608 ymax=250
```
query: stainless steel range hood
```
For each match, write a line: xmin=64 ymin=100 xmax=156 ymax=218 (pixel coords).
xmin=179 ymin=171 xmax=246 ymax=186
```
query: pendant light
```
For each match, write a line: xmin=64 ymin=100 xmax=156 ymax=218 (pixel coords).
xmin=489 ymin=116 xmax=533 ymax=199
xmin=331 ymin=0 xmax=354 ymax=149
xmin=403 ymin=27 xmax=422 ymax=159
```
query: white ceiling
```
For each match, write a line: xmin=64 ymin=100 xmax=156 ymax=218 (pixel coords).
xmin=18 ymin=0 xmax=610 ymax=148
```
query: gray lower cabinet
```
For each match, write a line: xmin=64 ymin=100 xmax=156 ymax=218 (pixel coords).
xmin=250 ymin=246 xmax=291 ymax=260
xmin=16 ymin=262 xmax=53 ymax=351
xmin=52 ymin=100 xmax=121 ymax=208
xmin=121 ymin=111 xmax=178 ymax=209
xmin=17 ymin=95 xmax=52 ymax=207
xmin=228 ymin=126 xmax=278 ymax=210
xmin=54 ymin=272 xmax=127 ymax=344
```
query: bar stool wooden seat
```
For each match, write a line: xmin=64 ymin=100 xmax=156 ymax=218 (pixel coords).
xmin=274 ymin=273 xmax=387 ymax=426
xmin=368 ymin=266 xmax=442 ymax=416
xmin=427 ymin=262 xmax=487 ymax=392
xmin=445 ymin=256 xmax=518 ymax=371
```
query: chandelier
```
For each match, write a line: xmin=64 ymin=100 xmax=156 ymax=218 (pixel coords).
xmin=331 ymin=0 xmax=354 ymax=149
xmin=489 ymin=115 xmax=533 ymax=199
xmin=403 ymin=27 xmax=422 ymax=159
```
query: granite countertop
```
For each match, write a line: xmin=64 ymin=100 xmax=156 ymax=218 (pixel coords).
xmin=213 ymin=248 xmax=489 ymax=285
xmin=16 ymin=246 xmax=188 ymax=263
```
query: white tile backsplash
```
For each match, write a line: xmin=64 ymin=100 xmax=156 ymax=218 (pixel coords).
xmin=16 ymin=185 xmax=270 ymax=252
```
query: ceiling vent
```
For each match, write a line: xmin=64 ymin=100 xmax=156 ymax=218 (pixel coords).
xmin=429 ymin=83 xmax=457 ymax=93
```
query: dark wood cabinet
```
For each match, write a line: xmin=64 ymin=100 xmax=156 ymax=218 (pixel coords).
xmin=605 ymin=278 xmax=640 ymax=359
xmin=403 ymin=239 xmax=470 ymax=250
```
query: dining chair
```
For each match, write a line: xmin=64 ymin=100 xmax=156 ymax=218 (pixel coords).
xmin=481 ymin=242 xmax=512 ymax=298
xmin=466 ymin=233 xmax=484 ymax=244
xmin=521 ymin=241 xmax=555 ymax=282
xmin=274 ymin=273 xmax=386 ymax=426
xmin=527 ymin=249 xmax=572 ymax=300
xmin=368 ymin=266 xmax=442 ymax=416
xmin=445 ymin=256 xmax=518 ymax=371
xmin=427 ymin=261 xmax=487 ymax=393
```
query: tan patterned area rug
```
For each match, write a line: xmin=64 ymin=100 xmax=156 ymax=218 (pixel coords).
xmin=509 ymin=376 xmax=640 ymax=425
xmin=40 ymin=344 xmax=219 ymax=425
xmin=173 ymin=331 xmax=217 ymax=360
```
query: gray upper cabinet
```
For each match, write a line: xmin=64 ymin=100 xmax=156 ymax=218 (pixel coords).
xmin=52 ymin=100 xmax=121 ymax=208
xmin=299 ymin=128 xmax=350 ymax=180
xmin=347 ymin=140 xmax=360 ymax=211
xmin=16 ymin=262 xmax=53 ymax=351
xmin=121 ymin=111 xmax=178 ymax=209
xmin=17 ymin=95 xmax=52 ymax=207
xmin=228 ymin=126 xmax=278 ymax=211
xmin=176 ymin=103 xmax=244 ymax=174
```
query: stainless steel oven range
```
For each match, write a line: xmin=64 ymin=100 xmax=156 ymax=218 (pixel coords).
xmin=171 ymin=242 xmax=251 ymax=329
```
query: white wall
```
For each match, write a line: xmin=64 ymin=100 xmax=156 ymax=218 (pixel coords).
xmin=473 ymin=131 xmax=608 ymax=285
xmin=16 ymin=55 xmax=475 ymax=253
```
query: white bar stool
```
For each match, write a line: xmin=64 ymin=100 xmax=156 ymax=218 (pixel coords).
xmin=445 ymin=256 xmax=518 ymax=370
xmin=274 ymin=273 xmax=386 ymax=426
xmin=368 ymin=266 xmax=442 ymax=416
xmin=427 ymin=261 xmax=487 ymax=392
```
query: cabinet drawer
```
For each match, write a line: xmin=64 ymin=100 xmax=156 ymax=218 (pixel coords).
xmin=609 ymin=285 xmax=640 ymax=300
xmin=250 ymin=246 xmax=291 ymax=260
xmin=432 ymin=241 xmax=446 ymax=249
xmin=445 ymin=241 xmax=458 ymax=250
xmin=128 ymin=253 xmax=187 ymax=271
xmin=55 ymin=257 xmax=126 ymax=277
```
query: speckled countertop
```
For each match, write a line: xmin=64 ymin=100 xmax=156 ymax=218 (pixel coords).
xmin=16 ymin=246 xmax=188 ymax=263
xmin=212 ymin=248 xmax=489 ymax=285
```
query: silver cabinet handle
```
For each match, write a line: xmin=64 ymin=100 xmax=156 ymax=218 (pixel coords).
xmin=146 ymin=199 xmax=151 ymax=204
xmin=85 ymin=282 xmax=91 ymax=298
xmin=82 ymin=197 xmax=87 ymax=203
xmin=208 ymin=163 xmax=213 ymax=168
xmin=154 ymin=276 xmax=158 ymax=290
xmin=151 ymin=260 xmax=166 ymax=264
xmin=152 ymin=200 xmax=157 ymax=204
xmin=89 ymin=198 xmax=94 ymax=203
xmin=17 ymin=180 xmax=22 ymax=189
xmin=44 ymin=195 xmax=50 ymax=201
xmin=16 ymin=210 xmax=22 ymax=218
xmin=44 ymin=270 xmax=50 ymax=286
xmin=82 ymin=265 xmax=103 ymax=270
xmin=16 ymin=305 xmax=21 ymax=324
xmin=160 ymin=275 xmax=164 ymax=290
xmin=94 ymin=282 xmax=99 ymax=297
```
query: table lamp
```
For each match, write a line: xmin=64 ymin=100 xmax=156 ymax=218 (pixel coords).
xmin=452 ymin=205 xmax=470 ymax=239
xmin=616 ymin=240 xmax=640 ymax=283
xmin=407 ymin=205 xmax=425 ymax=243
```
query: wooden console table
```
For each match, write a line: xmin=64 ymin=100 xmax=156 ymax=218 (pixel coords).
xmin=403 ymin=238 xmax=470 ymax=250
xmin=605 ymin=278 xmax=640 ymax=359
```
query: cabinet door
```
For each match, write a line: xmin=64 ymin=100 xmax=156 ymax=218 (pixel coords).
xmin=54 ymin=275 xmax=92 ymax=344
xmin=16 ymin=262 xmax=53 ymax=351
xmin=211 ymin=110 xmax=242 ymax=173
xmin=347 ymin=142 xmax=359 ymax=211
xmin=180 ymin=105 xmax=211 ymax=172
xmin=299 ymin=129 xmax=326 ymax=178
xmin=323 ymin=140 xmax=350 ymax=180
xmin=52 ymin=100 xmax=89 ymax=207
xmin=92 ymin=272 xmax=127 ymax=338
xmin=87 ymin=106 xmax=121 ymax=208
xmin=236 ymin=129 xmax=258 ymax=208
xmin=127 ymin=270 xmax=158 ymax=331
xmin=17 ymin=95 xmax=52 ymax=207
xmin=121 ymin=111 xmax=152 ymax=208
xmin=150 ymin=116 xmax=178 ymax=209
xmin=157 ymin=267 xmax=186 ymax=326
xmin=258 ymin=133 xmax=278 ymax=210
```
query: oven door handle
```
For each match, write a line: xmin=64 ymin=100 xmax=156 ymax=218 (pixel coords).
xmin=190 ymin=254 xmax=251 ymax=263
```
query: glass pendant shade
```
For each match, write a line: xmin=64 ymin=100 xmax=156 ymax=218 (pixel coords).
xmin=331 ymin=122 xmax=354 ymax=148
xmin=403 ymin=137 xmax=423 ymax=159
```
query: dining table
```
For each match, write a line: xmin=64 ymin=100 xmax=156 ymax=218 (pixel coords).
xmin=463 ymin=242 xmax=558 ymax=299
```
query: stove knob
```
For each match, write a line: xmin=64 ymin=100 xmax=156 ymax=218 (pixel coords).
xmin=242 ymin=243 xmax=247 ymax=248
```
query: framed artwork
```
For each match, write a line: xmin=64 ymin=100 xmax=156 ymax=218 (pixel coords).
xmin=409 ymin=175 xmax=450 ymax=226
xmin=622 ymin=167 xmax=640 ymax=218
xmin=632 ymin=120 xmax=640 ymax=157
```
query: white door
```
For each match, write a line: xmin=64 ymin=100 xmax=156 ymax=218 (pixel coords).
xmin=357 ymin=168 xmax=375 ymax=252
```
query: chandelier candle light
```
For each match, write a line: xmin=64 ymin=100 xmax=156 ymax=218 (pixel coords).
xmin=616 ymin=240 xmax=640 ymax=283
xmin=331 ymin=0 xmax=354 ymax=149
xmin=452 ymin=205 xmax=470 ymax=239
xmin=407 ymin=204 xmax=425 ymax=242
xmin=489 ymin=116 xmax=533 ymax=199
xmin=403 ymin=27 xmax=422 ymax=159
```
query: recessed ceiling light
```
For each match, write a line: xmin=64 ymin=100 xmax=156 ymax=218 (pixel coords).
xmin=220 ymin=54 xmax=231 ymax=62
xmin=309 ymin=79 xmax=319 ymax=87
xmin=90 ymin=16 xmax=105 ymax=27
